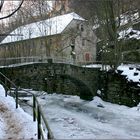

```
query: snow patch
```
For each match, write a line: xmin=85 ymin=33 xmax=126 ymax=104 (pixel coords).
xmin=119 ymin=27 xmax=140 ymax=40
xmin=83 ymin=64 xmax=111 ymax=71
xmin=117 ymin=64 xmax=140 ymax=83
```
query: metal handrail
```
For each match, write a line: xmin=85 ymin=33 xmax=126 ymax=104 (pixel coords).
xmin=33 ymin=95 xmax=54 ymax=139
xmin=20 ymin=89 xmax=54 ymax=139
xmin=0 ymin=56 xmax=74 ymax=66
xmin=0 ymin=56 xmax=113 ymax=66
xmin=0 ymin=72 xmax=54 ymax=140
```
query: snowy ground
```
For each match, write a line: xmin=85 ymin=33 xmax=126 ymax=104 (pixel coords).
xmin=21 ymin=92 xmax=140 ymax=139
xmin=1 ymin=83 xmax=140 ymax=139
xmin=0 ymin=85 xmax=37 ymax=139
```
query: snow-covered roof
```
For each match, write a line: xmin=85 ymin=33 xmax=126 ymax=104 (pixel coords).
xmin=119 ymin=27 xmax=140 ymax=40
xmin=1 ymin=12 xmax=85 ymax=44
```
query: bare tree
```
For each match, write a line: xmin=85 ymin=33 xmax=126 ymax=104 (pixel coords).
xmin=0 ymin=0 xmax=4 ymax=12
xmin=0 ymin=0 xmax=24 ymax=20
xmin=69 ymin=0 xmax=139 ymax=68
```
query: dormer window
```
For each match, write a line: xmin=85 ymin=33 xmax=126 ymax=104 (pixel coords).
xmin=81 ymin=24 xmax=84 ymax=32
xmin=77 ymin=24 xmax=79 ymax=30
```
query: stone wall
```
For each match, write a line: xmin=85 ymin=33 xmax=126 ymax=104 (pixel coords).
xmin=98 ymin=71 xmax=140 ymax=107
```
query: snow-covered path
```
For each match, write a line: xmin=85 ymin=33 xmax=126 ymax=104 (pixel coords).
xmin=0 ymin=85 xmax=37 ymax=139
xmin=22 ymin=93 xmax=140 ymax=139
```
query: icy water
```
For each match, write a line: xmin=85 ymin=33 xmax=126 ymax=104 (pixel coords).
xmin=20 ymin=93 xmax=140 ymax=139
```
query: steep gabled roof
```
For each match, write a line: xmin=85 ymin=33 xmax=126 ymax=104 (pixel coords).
xmin=1 ymin=12 xmax=84 ymax=44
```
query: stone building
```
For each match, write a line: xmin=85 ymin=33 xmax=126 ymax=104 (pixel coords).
xmin=0 ymin=12 xmax=97 ymax=63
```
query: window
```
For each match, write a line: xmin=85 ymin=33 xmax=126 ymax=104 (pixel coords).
xmin=40 ymin=40 xmax=44 ymax=46
xmin=85 ymin=53 xmax=90 ymax=61
xmin=82 ymin=39 xmax=85 ymax=46
xmin=49 ymin=38 xmax=52 ymax=45
xmin=32 ymin=40 xmax=35 ymax=47
xmin=77 ymin=24 xmax=79 ymax=30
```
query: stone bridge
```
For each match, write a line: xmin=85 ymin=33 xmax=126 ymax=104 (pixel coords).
xmin=0 ymin=60 xmax=100 ymax=100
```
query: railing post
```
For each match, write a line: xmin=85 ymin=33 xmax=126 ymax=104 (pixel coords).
xmin=9 ymin=83 xmax=12 ymax=96
xmin=4 ymin=78 xmax=8 ymax=97
xmin=48 ymin=132 xmax=52 ymax=140
xmin=5 ymin=88 xmax=8 ymax=97
xmin=15 ymin=88 xmax=18 ymax=109
xmin=33 ymin=95 xmax=36 ymax=122
xmin=37 ymin=105 xmax=41 ymax=140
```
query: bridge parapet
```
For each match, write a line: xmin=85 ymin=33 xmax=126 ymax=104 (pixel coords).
xmin=0 ymin=56 xmax=102 ymax=67
xmin=0 ymin=57 xmax=77 ymax=67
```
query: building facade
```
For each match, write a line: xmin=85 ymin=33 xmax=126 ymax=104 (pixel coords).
xmin=0 ymin=12 xmax=97 ymax=64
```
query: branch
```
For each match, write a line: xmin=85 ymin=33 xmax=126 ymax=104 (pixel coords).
xmin=0 ymin=0 xmax=24 ymax=20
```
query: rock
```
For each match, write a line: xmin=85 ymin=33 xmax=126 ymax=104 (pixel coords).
xmin=97 ymin=103 xmax=104 ymax=108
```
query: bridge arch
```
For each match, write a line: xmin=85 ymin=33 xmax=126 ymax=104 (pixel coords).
xmin=59 ymin=74 xmax=93 ymax=100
